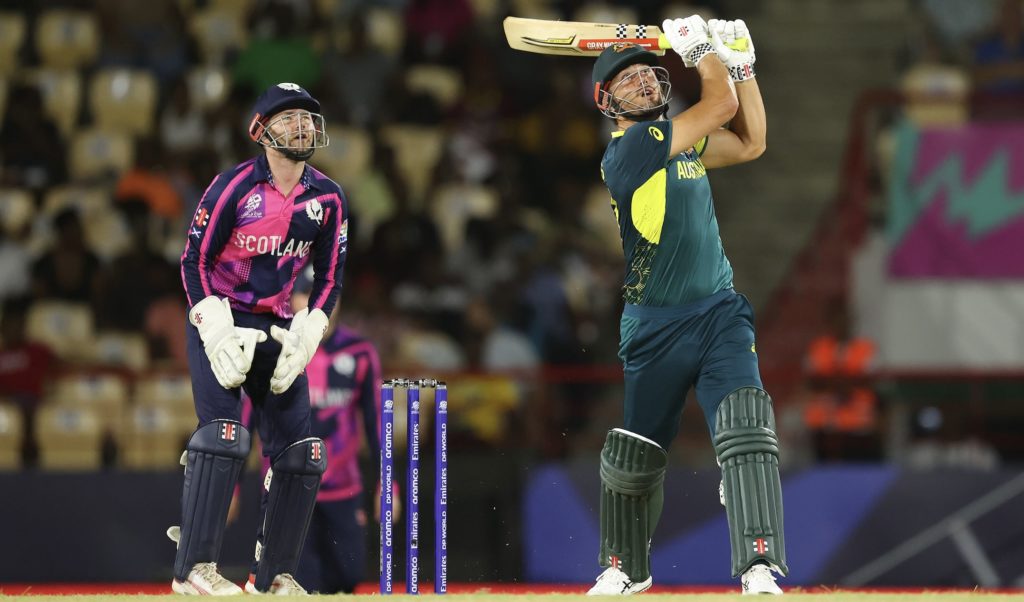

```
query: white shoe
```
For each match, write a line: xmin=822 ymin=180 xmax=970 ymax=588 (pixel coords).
xmin=741 ymin=563 xmax=783 ymax=595
xmin=244 ymin=573 xmax=307 ymax=595
xmin=586 ymin=566 xmax=653 ymax=595
xmin=171 ymin=563 xmax=243 ymax=595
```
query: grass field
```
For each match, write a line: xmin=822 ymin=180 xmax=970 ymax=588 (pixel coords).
xmin=1 ymin=591 xmax=1023 ymax=601
xmin=0 ymin=595 xmax=1022 ymax=601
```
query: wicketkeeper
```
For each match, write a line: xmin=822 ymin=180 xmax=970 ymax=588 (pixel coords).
xmin=170 ymin=82 xmax=347 ymax=595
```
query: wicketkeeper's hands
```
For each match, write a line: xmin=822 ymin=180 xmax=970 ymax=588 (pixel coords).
xmin=708 ymin=18 xmax=756 ymax=81
xmin=190 ymin=296 xmax=267 ymax=389
xmin=662 ymin=15 xmax=716 ymax=68
xmin=269 ymin=307 xmax=329 ymax=394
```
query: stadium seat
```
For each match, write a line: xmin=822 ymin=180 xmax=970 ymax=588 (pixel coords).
xmin=25 ymin=301 xmax=94 ymax=361
xmin=134 ymin=374 xmax=197 ymax=435
xmin=50 ymin=374 xmax=130 ymax=440
xmin=405 ymin=65 xmax=464 ymax=110
xmin=210 ymin=0 xmax=255 ymax=16
xmin=42 ymin=185 xmax=110 ymax=218
xmin=0 ymin=12 xmax=26 ymax=77
xmin=365 ymin=8 xmax=404 ymax=56
xmin=186 ymin=65 xmax=229 ymax=111
xmin=430 ymin=183 xmax=499 ymax=253
xmin=0 ymin=188 xmax=34 ymax=235
xmin=24 ymin=68 xmax=83 ymax=138
xmin=313 ymin=125 xmax=371 ymax=184
xmin=189 ymin=8 xmax=248 ymax=65
xmin=69 ymin=128 xmax=134 ymax=180
xmin=0 ymin=402 xmax=24 ymax=470
xmin=91 ymin=332 xmax=150 ymax=372
xmin=89 ymin=68 xmax=158 ymax=135
xmin=573 ymin=2 xmax=638 ymax=26
xmin=583 ymin=183 xmax=626 ymax=255
xmin=510 ymin=0 xmax=560 ymax=20
xmin=381 ymin=125 xmax=445 ymax=206
xmin=35 ymin=404 xmax=103 ymax=471
xmin=35 ymin=10 xmax=100 ymax=70
xmin=119 ymin=403 xmax=187 ymax=469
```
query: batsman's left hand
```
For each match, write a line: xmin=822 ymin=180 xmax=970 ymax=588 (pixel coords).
xmin=708 ymin=18 xmax=756 ymax=81
xmin=269 ymin=307 xmax=329 ymax=394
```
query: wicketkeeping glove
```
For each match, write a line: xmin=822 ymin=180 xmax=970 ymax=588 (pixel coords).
xmin=269 ymin=307 xmax=329 ymax=394
xmin=662 ymin=15 xmax=715 ymax=68
xmin=708 ymin=18 xmax=756 ymax=81
xmin=190 ymin=296 xmax=267 ymax=389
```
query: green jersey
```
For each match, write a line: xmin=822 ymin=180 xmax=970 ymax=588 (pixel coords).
xmin=601 ymin=120 xmax=733 ymax=306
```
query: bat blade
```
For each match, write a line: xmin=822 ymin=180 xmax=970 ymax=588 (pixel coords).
xmin=503 ymin=16 xmax=668 ymax=57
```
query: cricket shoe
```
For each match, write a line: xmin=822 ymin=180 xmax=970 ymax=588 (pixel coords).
xmin=741 ymin=563 xmax=783 ymax=595
xmin=171 ymin=563 xmax=243 ymax=595
xmin=586 ymin=567 xmax=653 ymax=595
xmin=244 ymin=573 xmax=308 ymax=595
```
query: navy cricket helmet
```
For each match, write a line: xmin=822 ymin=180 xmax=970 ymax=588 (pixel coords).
xmin=248 ymin=83 xmax=329 ymax=161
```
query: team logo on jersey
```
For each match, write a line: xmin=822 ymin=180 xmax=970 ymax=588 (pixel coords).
xmin=241 ymin=193 xmax=263 ymax=219
xmin=194 ymin=208 xmax=209 ymax=227
xmin=310 ymin=440 xmax=322 ymax=462
xmin=332 ymin=353 xmax=356 ymax=376
xmin=338 ymin=219 xmax=349 ymax=245
xmin=306 ymin=199 xmax=324 ymax=224
xmin=220 ymin=422 xmax=237 ymax=441
xmin=278 ymin=82 xmax=301 ymax=91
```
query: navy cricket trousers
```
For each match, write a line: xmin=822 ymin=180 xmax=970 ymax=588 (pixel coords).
xmin=186 ymin=310 xmax=311 ymax=459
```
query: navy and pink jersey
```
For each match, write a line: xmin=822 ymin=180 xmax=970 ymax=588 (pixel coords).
xmin=244 ymin=325 xmax=382 ymax=502
xmin=181 ymin=154 xmax=348 ymax=318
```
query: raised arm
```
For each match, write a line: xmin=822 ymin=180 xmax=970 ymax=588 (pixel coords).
xmin=662 ymin=16 xmax=739 ymax=157
xmin=699 ymin=19 xmax=767 ymax=168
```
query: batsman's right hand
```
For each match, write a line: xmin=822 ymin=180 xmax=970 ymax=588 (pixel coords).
xmin=662 ymin=15 xmax=714 ymax=68
xmin=708 ymin=18 xmax=756 ymax=81
xmin=190 ymin=296 xmax=266 ymax=389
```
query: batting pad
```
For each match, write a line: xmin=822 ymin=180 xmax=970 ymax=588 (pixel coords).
xmin=253 ymin=437 xmax=327 ymax=592
xmin=713 ymin=387 xmax=788 ymax=577
xmin=173 ymin=420 xmax=250 ymax=581
xmin=598 ymin=428 xmax=668 ymax=583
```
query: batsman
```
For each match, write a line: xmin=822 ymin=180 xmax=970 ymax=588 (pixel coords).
xmin=587 ymin=15 xmax=787 ymax=595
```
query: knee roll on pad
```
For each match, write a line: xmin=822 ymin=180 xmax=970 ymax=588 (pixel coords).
xmin=713 ymin=387 xmax=788 ymax=577
xmin=173 ymin=420 xmax=250 ymax=581
xmin=598 ymin=428 xmax=667 ymax=583
xmin=254 ymin=437 xmax=327 ymax=591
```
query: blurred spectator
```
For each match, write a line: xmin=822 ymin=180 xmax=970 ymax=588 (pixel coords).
xmin=160 ymin=78 xmax=208 ymax=157
xmin=800 ymin=299 xmax=881 ymax=460
xmin=0 ymin=206 xmax=34 ymax=300
xmin=0 ymin=84 xmax=68 ymax=190
xmin=403 ymin=0 xmax=473 ymax=63
xmin=93 ymin=201 xmax=179 ymax=331
xmin=96 ymin=0 xmax=190 ymax=89
xmin=31 ymin=208 xmax=100 ymax=303
xmin=321 ymin=11 xmax=399 ymax=127
xmin=115 ymin=138 xmax=184 ymax=220
xmin=972 ymin=0 xmax=1024 ymax=94
xmin=463 ymin=294 xmax=538 ymax=372
xmin=0 ymin=296 xmax=56 ymax=465
xmin=233 ymin=0 xmax=321 ymax=94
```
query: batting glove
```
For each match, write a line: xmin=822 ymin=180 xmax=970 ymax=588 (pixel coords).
xmin=269 ymin=307 xmax=329 ymax=394
xmin=708 ymin=18 xmax=756 ymax=81
xmin=662 ymin=16 xmax=715 ymax=68
xmin=190 ymin=296 xmax=267 ymax=389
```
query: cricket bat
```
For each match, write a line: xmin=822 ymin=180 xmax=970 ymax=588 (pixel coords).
xmin=503 ymin=16 xmax=669 ymax=56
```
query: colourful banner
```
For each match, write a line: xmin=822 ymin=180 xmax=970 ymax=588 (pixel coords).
xmin=887 ymin=121 xmax=1024 ymax=278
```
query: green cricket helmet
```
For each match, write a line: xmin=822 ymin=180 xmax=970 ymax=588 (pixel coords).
xmin=592 ymin=43 xmax=671 ymax=119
